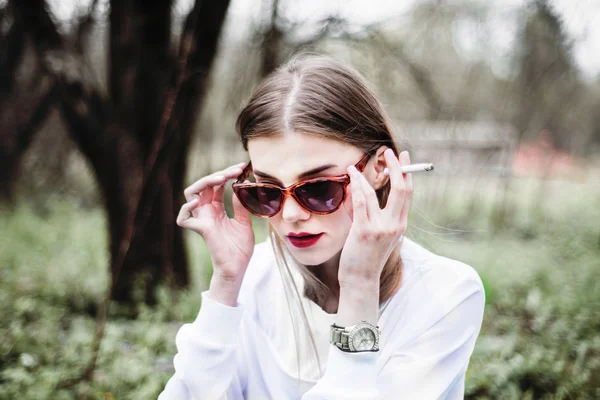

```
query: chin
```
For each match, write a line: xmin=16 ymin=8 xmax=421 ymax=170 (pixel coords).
xmin=283 ymin=240 xmax=340 ymax=266
xmin=288 ymin=251 xmax=329 ymax=266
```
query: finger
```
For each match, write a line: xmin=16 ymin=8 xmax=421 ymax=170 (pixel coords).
xmin=348 ymin=166 xmax=368 ymax=224
xmin=383 ymin=148 xmax=407 ymax=217
xmin=212 ymin=183 xmax=226 ymax=207
xmin=189 ymin=192 xmax=201 ymax=218
xmin=184 ymin=174 xmax=227 ymax=202
xmin=398 ymin=151 xmax=413 ymax=226
xmin=232 ymin=189 xmax=252 ymax=227
xmin=342 ymin=184 xmax=354 ymax=221
xmin=183 ymin=164 xmax=245 ymax=201
xmin=199 ymin=185 xmax=214 ymax=207
xmin=356 ymin=168 xmax=380 ymax=218
xmin=176 ymin=198 xmax=199 ymax=227
xmin=211 ymin=163 xmax=248 ymax=204
xmin=211 ymin=183 xmax=230 ymax=216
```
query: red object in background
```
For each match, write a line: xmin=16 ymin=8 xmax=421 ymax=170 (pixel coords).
xmin=512 ymin=130 xmax=587 ymax=182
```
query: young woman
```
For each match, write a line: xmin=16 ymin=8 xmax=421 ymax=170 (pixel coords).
xmin=159 ymin=54 xmax=485 ymax=399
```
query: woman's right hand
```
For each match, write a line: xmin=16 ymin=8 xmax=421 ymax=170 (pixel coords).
xmin=177 ymin=162 xmax=255 ymax=290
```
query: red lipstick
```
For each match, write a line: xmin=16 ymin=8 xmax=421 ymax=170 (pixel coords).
xmin=287 ymin=232 xmax=324 ymax=248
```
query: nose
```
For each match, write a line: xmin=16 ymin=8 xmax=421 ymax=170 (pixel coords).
xmin=281 ymin=195 xmax=311 ymax=223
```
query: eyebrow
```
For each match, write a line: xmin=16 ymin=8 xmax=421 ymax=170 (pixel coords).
xmin=253 ymin=164 xmax=338 ymax=182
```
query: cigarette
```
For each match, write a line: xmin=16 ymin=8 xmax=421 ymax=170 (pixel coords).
xmin=384 ymin=163 xmax=434 ymax=175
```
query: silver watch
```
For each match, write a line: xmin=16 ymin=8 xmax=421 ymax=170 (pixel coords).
xmin=330 ymin=321 xmax=380 ymax=352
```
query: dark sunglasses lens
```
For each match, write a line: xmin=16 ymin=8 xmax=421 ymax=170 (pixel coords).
xmin=295 ymin=181 xmax=345 ymax=212
xmin=237 ymin=186 xmax=282 ymax=216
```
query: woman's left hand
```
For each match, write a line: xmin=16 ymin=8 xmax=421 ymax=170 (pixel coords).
xmin=338 ymin=149 xmax=413 ymax=289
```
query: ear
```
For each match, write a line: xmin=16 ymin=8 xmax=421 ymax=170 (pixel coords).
xmin=369 ymin=145 xmax=391 ymax=190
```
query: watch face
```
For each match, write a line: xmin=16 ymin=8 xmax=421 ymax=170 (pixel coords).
xmin=353 ymin=327 xmax=376 ymax=351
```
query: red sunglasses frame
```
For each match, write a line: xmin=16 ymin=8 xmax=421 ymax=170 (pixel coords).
xmin=232 ymin=149 xmax=376 ymax=218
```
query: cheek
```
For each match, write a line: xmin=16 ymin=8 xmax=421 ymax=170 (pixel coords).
xmin=322 ymin=206 xmax=353 ymax=244
xmin=268 ymin=216 xmax=285 ymax=236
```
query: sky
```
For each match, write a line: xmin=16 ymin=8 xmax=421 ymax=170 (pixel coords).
xmin=11 ymin=0 xmax=600 ymax=80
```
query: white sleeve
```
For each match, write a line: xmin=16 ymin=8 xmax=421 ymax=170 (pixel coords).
xmin=376 ymin=286 xmax=485 ymax=399
xmin=301 ymin=270 xmax=485 ymax=400
xmin=158 ymin=291 xmax=247 ymax=400
xmin=301 ymin=347 xmax=380 ymax=399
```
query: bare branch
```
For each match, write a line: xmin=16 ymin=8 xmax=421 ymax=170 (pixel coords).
xmin=282 ymin=17 xmax=445 ymax=119
xmin=75 ymin=0 xmax=100 ymax=53
xmin=0 ymin=1 xmax=26 ymax=99
xmin=15 ymin=83 xmax=58 ymax=152
xmin=260 ymin=0 xmax=283 ymax=77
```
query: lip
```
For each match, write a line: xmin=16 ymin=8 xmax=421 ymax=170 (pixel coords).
xmin=287 ymin=232 xmax=324 ymax=248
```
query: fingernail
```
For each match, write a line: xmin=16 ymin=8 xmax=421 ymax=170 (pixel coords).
xmin=215 ymin=175 xmax=225 ymax=179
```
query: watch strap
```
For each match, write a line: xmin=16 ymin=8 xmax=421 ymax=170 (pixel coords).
xmin=330 ymin=324 xmax=351 ymax=352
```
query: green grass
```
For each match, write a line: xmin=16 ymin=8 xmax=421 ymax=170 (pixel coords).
xmin=412 ymin=177 xmax=600 ymax=399
xmin=1 ymin=176 xmax=599 ymax=399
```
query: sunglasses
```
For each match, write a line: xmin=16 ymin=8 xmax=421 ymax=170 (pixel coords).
xmin=232 ymin=149 xmax=376 ymax=218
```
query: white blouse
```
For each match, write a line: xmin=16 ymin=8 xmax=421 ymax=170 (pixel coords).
xmin=159 ymin=237 xmax=485 ymax=399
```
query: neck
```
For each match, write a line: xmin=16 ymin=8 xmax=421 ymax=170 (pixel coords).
xmin=316 ymin=248 xmax=343 ymax=297
xmin=311 ymin=242 xmax=404 ymax=313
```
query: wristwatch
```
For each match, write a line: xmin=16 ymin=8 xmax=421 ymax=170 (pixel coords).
xmin=330 ymin=321 xmax=380 ymax=352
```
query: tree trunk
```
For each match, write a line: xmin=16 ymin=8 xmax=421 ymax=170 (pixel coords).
xmin=11 ymin=0 xmax=232 ymax=305
xmin=0 ymin=1 xmax=37 ymax=202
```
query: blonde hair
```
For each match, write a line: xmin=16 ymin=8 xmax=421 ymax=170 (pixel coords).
xmin=236 ymin=53 xmax=404 ymax=381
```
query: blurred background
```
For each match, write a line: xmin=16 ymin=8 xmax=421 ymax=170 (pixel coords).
xmin=1 ymin=0 xmax=599 ymax=398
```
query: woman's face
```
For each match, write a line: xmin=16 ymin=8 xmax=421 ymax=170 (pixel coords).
xmin=247 ymin=133 xmax=378 ymax=266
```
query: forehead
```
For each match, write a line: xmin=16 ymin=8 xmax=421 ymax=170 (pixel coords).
xmin=247 ymin=133 xmax=362 ymax=184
